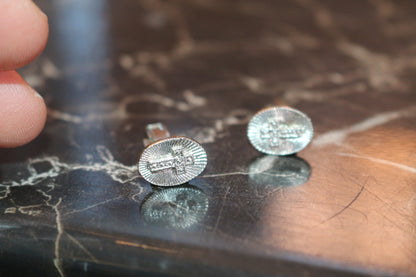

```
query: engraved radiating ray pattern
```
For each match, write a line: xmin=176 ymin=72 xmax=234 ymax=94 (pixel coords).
xmin=138 ymin=137 xmax=207 ymax=186
xmin=141 ymin=187 xmax=209 ymax=230
xmin=247 ymin=107 xmax=314 ymax=155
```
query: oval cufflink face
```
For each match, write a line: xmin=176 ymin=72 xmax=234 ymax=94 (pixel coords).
xmin=138 ymin=137 xmax=207 ymax=186
xmin=247 ymin=107 xmax=313 ymax=155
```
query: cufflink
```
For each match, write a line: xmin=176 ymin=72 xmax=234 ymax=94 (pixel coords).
xmin=247 ymin=107 xmax=313 ymax=155
xmin=138 ymin=123 xmax=208 ymax=186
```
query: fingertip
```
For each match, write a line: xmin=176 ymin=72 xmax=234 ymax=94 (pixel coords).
xmin=0 ymin=0 xmax=49 ymax=70
xmin=0 ymin=71 xmax=47 ymax=148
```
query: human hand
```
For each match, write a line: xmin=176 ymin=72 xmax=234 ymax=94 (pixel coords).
xmin=0 ymin=0 xmax=49 ymax=148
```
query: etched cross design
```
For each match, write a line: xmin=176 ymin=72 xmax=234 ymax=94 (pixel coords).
xmin=260 ymin=120 xmax=305 ymax=147
xmin=147 ymin=146 xmax=195 ymax=175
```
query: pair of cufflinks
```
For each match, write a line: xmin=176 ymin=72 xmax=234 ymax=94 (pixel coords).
xmin=137 ymin=106 xmax=313 ymax=187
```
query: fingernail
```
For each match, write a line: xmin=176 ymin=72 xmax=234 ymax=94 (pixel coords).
xmin=34 ymin=91 xmax=43 ymax=99
xmin=27 ymin=0 xmax=48 ymax=19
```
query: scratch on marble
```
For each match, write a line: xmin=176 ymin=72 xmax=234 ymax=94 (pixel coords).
xmin=337 ymin=152 xmax=416 ymax=174
xmin=0 ymin=145 xmax=139 ymax=188
xmin=66 ymin=233 xmax=98 ymax=263
xmin=203 ymin=171 xmax=249 ymax=178
xmin=203 ymin=171 xmax=295 ymax=178
xmin=115 ymin=240 xmax=179 ymax=254
xmin=212 ymin=186 xmax=230 ymax=236
xmin=62 ymin=196 xmax=124 ymax=217
xmin=313 ymin=105 xmax=416 ymax=147
xmin=380 ymin=212 xmax=415 ymax=239
xmin=321 ymin=184 xmax=365 ymax=224
xmin=50 ymin=198 xmax=64 ymax=277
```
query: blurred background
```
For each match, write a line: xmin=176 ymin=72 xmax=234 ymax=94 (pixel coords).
xmin=0 ymin=0 xmax=415 ymax=276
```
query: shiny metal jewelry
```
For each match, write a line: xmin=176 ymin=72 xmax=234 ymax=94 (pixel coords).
xmin=141 ymin=186 xmax=209 ymax=230
xmin=138 ymin=123 xmax=207 ymax=186
xmin=247 ymin=107 xmax=313 ymax=155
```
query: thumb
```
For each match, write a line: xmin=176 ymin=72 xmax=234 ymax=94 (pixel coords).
xmin=0 ymin=71 xmax=47 ymax=148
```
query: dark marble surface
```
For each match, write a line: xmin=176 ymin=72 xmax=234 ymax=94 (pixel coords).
xmin=1 ymin=0 xmax=416 ymax=276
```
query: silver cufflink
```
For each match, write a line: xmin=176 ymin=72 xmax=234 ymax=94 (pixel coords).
xmin=138 ymin=123 xmax=208 ymax=187
xmin=247 ymin=107 xmax=313 ymax=155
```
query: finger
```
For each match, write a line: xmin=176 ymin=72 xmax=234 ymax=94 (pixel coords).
xmin=0 ymin=70 xmax=47 ymax=148
xmin=0 ymin=0 xmax=49 ymax=70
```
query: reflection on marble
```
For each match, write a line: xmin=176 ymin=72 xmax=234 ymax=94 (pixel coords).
xmin=141 ymin=185 xmax=209 ymax=230
xmin=248 ymin=155 xmax=311 ymax=187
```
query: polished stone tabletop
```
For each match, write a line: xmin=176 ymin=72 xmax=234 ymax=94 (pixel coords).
xmin=1 ymin=0 xmax=415 ymax=276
